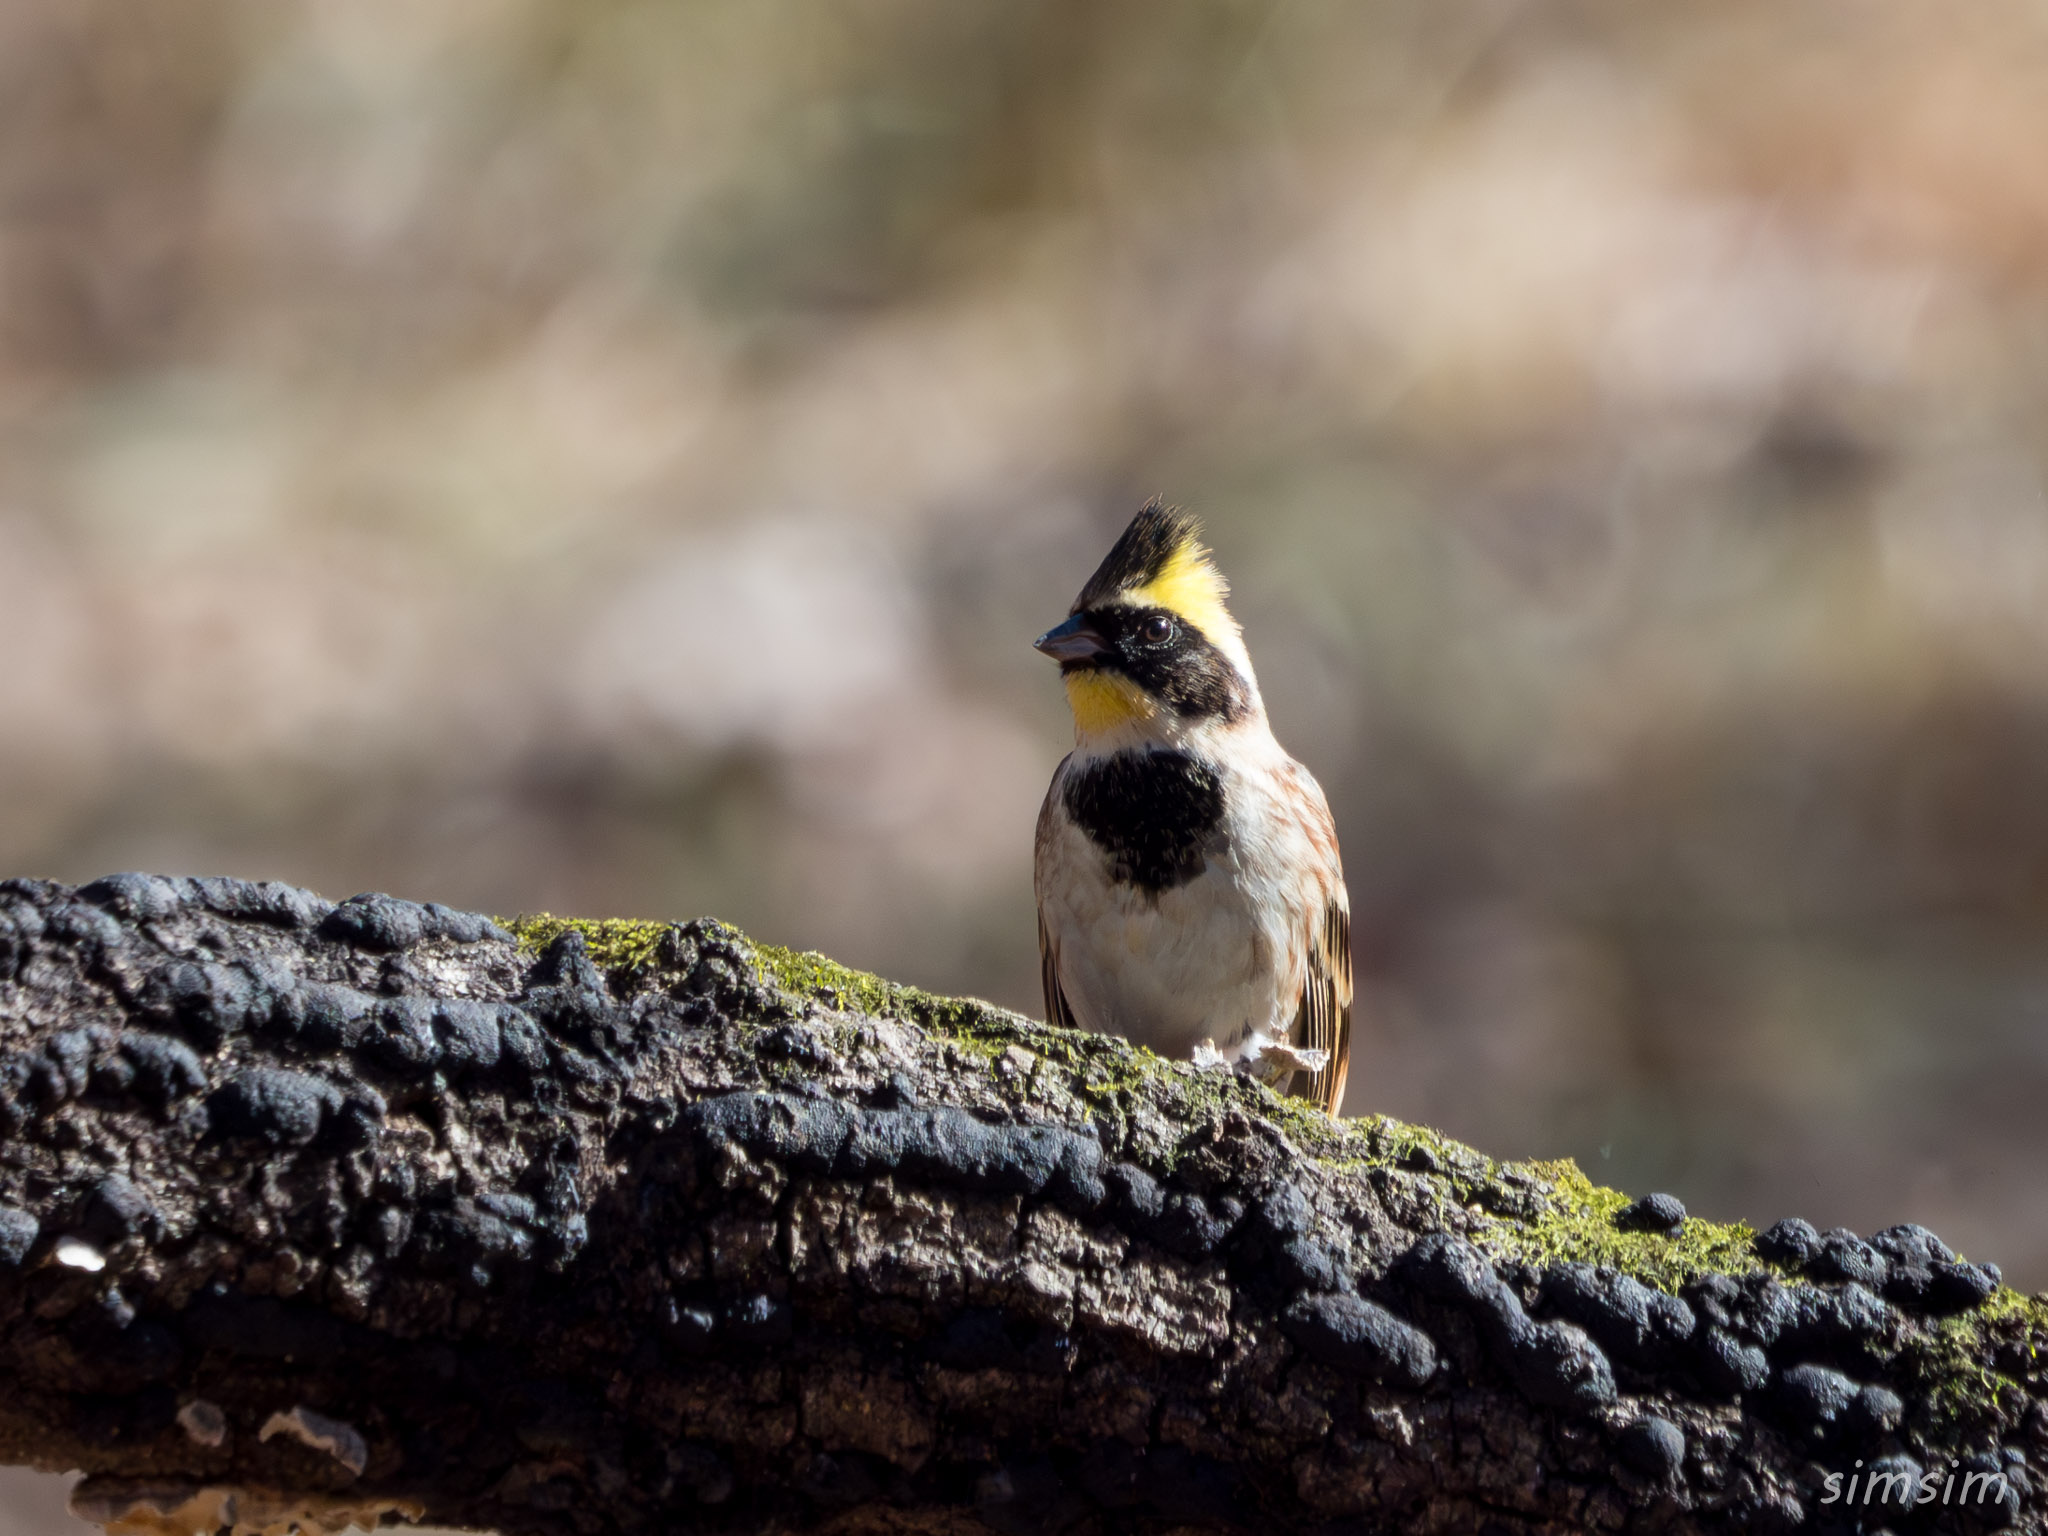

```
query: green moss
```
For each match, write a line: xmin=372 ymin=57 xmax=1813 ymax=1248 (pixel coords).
xmin=1896 ymin=1289 xmax=2048 ymax=1449
xmin=1906 ymin=1314 xmax=2005 ymax=1443
xmin=1303 ymin=1111 xmax=1757 ymax=1292
xmin=1356 ymin=1116 xmax=1492 ymax=1186
xmin=748 ymin=940 xmax=904 ymax=1020
xmin=503 ymin=913 xmax=678 ymax=975
xmin=1476 ymin=1158 xmax=1759 ymax=1293
xmin=751 ymin=939 xmax=1075 ymax=1062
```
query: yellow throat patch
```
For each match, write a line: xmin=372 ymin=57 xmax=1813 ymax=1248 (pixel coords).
xmin=1064 ymin=669 xmax=1157 ymax=737
xmin=1122 ymin=538 xmax=1238 ymax=649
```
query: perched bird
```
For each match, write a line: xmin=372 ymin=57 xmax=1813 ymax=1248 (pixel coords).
xmin=1032 ymin=503 xmax=1352 ymax=1114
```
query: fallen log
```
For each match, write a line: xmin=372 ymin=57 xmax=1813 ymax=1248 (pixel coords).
xmin=0 ymin=873 xmax=2041 ymax=1535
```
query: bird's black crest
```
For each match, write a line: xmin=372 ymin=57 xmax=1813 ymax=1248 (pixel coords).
xmin=1074 ymin=502 xmax=1203 ymax=611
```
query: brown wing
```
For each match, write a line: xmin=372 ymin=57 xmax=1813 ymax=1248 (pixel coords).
xmin=1279 ymin=756 xmax=1351 ymax=1117
xmin=1038 ymin=910 xmax=1079 ymax=1032
xmin=1035 ymin=756 xmax=1080 ymax=1031
xmin=1290 ymin=895 xmax=1352 ymax=1116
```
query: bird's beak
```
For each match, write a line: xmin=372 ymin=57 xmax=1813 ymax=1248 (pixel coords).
xmin=1033 ymin=613 xmax=1109 ymax=664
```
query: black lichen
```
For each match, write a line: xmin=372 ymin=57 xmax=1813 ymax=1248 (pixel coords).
xmin=1616 ymin=1415 xmax=1686 ymax=1481
xmin=1755 ymin=1217 xmax=1820 ymax=1267
xmin=99 ymin=1032 xmax=207 ymax=1110
xmin=1615 ymin=1193 xmax=1687 ymax=1234
xmin=316 ymin=893 xmax=508 ymax=952
xmin=204 ymin=1065 xmax=342 ymax=1146
xmin=1282 ymin=1291 xmax=1436 ymax=1388
xmin=1400 ymin=1233 xmax=1618 ymax=1412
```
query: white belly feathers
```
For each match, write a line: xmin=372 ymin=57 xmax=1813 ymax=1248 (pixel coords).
xmin=1037 ymin=744 xmax=1315 ymax=1062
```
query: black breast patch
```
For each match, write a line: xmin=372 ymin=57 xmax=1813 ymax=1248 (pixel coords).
xmin=1063 ymin=750 xmax=1226 ymax=892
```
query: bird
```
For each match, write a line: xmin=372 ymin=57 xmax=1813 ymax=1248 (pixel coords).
xmin=1031 ymin=502 xmax=1352 ymax=1115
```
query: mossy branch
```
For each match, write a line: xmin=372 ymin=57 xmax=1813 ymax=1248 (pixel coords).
xmin=0 ymin=876 xmax=2041 ymax=1536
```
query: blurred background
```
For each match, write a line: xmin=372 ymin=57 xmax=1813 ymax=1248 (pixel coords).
xmin=4 ymin=7 xmax=2048 ymax=1470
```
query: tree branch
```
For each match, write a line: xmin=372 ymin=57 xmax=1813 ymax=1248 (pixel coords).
xmin=0 ymin=874 xmax=2041 ymax=1535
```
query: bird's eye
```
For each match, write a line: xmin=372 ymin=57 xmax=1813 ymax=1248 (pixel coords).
xmin=1142 ymin=614 xmax=1174 ymax=643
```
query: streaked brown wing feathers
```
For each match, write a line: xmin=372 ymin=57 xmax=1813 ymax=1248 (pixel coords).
xmin=1292 ymin=897 xmax=1352 ymax=1116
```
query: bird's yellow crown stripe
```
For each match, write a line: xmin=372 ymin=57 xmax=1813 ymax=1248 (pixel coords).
xmin=1121 ymin=539 xmax=1238 ymax=646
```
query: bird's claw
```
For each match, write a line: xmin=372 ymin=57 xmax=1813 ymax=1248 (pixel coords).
xmin=1245 ymin=1040 xmax=1330 ymax=1080
xmin=1189 ymin=1036 xmax=1330 ymax=1082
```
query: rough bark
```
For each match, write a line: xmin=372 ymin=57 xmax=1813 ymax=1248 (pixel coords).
xmin=0 ymin=874 xmax=2043 ymax=1536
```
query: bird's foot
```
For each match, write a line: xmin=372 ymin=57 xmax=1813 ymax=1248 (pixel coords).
xmin=1189 ymin=1035 xmax=1330 ymax=1084
xmin=1242 ymin=1038 xmax=1330 ymax=1081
